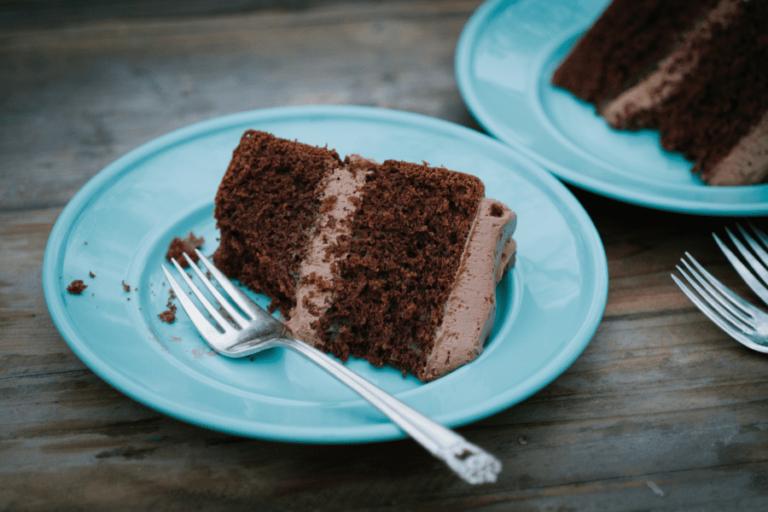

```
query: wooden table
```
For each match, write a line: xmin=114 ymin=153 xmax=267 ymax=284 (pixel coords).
xmin=2 ymin=1 xmax=767 ymax=509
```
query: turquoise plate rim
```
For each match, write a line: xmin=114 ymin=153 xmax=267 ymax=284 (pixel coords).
xmin=43 ymin=105 xmax=608 ymax=443
xmin=455 ymin=0 xmax=768 ymax=217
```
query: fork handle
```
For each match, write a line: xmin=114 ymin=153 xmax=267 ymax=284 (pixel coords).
xmin=280 ymin=336 xmax=502 ymax=484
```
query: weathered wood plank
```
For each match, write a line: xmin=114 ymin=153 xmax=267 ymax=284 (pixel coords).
xmin=0 ymin=1 xmax=482 ymax=212
xmin=0 ymin=0 xmax=448 ymax=31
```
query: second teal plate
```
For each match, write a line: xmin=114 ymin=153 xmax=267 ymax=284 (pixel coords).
xmin=456 ymin=0 xmax=768 ymax=216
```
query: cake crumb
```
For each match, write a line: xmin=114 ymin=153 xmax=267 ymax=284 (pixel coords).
xmin=122 ymin=280 xmax=130 ymax=292
xmin=158 ymin=289 xmax=178 ymax=323
xmin=166 ymin=231 xmax=205 ymax=268
xmin=67 ymin=280 xmax=88 ymax=295
xmin=89 ymin=271 xmax=96 ymax=278
xmin=157 ymin=309 xmax=176 ymax=323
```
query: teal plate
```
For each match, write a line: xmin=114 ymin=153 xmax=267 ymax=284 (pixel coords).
xmin=456 ymin=0 xmax=768 ymax=216
xmin=43 ymin=105 xmax=608 ymax=443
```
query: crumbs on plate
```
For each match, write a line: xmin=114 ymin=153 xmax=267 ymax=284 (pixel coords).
xmin=166 ymin=231 xmax=205 ymax=268
xmin=67 ymin=279 xmax=88 ymax=295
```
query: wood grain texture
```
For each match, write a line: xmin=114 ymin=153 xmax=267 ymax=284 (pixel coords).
xmin=1 ymin=1 xmax=767 ymax=510
xmin=1 ymin=0 xmax=480 ymax=212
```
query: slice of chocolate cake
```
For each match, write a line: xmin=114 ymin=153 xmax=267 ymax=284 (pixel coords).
xmin=214 ymin=131 xmax=516 ymax=382
xmin=552 ymin=0 xmax=768 ymax=186
xmin=552 ymin=0 xmax=720 ymax=111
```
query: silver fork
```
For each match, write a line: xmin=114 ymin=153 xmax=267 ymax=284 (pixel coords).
xmin=161 ymin=249 xmax=502 ymax=484
xmin=713 ymin=223 xmax=768 ymax=306
xmin=671 ymin=252 xmax=768 ymax=353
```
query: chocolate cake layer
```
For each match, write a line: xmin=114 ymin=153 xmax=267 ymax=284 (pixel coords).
xmin=552 ymin=0 xmax=718 ymax=109
xmin=314 ymin=160 xmax=485 ymax=377
xmin=213 ymin=131 xmax=342 ymax=314
xmin=602 ymin=0 xmax=742 ymax=130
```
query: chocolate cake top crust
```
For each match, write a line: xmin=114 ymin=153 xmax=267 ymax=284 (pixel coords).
xmin=213 ymin=130 xmax=342 ymax=315
xmin=552 ymin=0 xmax=718 ymax=108
xmin=314 ymin=160 xmax=485 ymax=375
xmin=655 ymin=0 xmax=768 ymax=176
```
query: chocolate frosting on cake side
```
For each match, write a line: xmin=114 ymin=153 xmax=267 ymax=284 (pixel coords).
xmin=704 ymin=113 xmax=768 ymax=186
xmin=285 ymin=156 xmax=374 ymax=344
xmin=419 ymin=199 xmax=516 ymax=382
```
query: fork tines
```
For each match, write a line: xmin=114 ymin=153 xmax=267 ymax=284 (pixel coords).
xmin=161 ymin=250 xmax=256 ymax=341
xmin=672 ymin=252 xmax=768 ymax=353
xmin=714 ymin=222 xmax=768 ymax=306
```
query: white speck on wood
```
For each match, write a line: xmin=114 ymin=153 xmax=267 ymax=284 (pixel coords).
xmin=646 ymin=480 xmax=665 ymax=497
